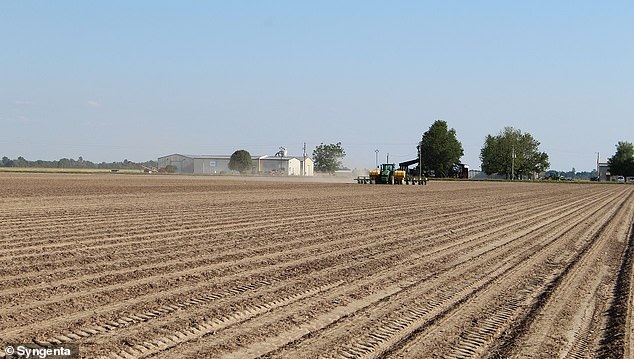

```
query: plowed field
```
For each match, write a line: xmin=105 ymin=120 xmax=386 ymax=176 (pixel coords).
xmin=1 ymin=173 xmax=633 ymax=359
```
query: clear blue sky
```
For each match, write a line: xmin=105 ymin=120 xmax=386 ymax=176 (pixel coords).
xmin=1 ymin=1 xmax=632 ymax=171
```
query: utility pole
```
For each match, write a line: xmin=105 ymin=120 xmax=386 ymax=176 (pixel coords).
xmin=302 ymin=142 xmax=307 ymax=176
xmin=375 ymin=149 xmax=379 ymax=168
xmin=511 ymin=145 xmax=515 ymax=181
xmin=418 ymin=144 xmax=422 ymax=179
xmin=597 ymin=152 xmax=601 ymax=182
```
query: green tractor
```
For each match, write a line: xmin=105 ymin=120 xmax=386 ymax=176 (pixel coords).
xmin=369 ymin=163 xmax=406 ymax=184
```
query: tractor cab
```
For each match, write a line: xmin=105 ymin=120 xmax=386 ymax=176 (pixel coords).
xmin=367 ymin=163 xmax=406 ymax=184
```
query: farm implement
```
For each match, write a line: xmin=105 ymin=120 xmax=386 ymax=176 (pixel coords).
xmin=355 ymin=163 xmax=427 ymax=185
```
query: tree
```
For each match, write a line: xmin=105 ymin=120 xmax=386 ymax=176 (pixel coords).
xmin=228 ymin=149 xmax=253 ymax=173
xmin=14 ymin=156 xmax=28 ymax=167
xmin=608 ymin=141 xmax=634 ymax=177
xmin=57 ymin=158 xmax=71 ymax=168
xmin=1 ymin=156 xmax=14 ymax=167
xmin=419 ymin=120 xmax=464 ymax=177
xmin=480 ymin=127 xmax=549 ymax=179
xmin=313 ymin=142 xmax=346 ymax=174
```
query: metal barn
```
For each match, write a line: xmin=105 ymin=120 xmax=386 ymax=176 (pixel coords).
xmin=158 ymin=154 xmax=314 ymax=176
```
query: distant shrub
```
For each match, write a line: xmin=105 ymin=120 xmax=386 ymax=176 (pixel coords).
xmin=164 ymin=165 xmax=177 ymax=173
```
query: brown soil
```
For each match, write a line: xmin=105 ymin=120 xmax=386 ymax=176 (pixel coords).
xmin=0 ymin=173 xmax=632 ymax=359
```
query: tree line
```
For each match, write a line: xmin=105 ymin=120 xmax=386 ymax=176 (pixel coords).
xmin=0 ymin=156 xmax=158 ymax=170
xmin=8 ymin=129 xmax=630 ymax=180
xmin=306 ymin=121 xmax=548 ymax=178
xmin=308 ymin=120 xmax=633 ymax=179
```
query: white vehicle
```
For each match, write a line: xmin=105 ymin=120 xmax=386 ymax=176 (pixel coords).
xmin=616 ymin=176 xmax=625 ymax=183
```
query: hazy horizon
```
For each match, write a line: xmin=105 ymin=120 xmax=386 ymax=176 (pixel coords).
xmin=2 ymin=2 xmax=632 ymax=172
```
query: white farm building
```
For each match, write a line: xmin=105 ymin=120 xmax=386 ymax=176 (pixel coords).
xmin=158 ymin=153 xmax=314 ymax=176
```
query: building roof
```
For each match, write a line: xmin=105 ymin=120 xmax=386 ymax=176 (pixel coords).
xmin=159 ymin=153 xmax=312 ymax=161
xmin=257 ymin=155 xmax=312 ymax=161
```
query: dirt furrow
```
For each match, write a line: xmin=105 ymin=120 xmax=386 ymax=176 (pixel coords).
xmin=0 ymin=187 xmax=564 ymax=344
xmin=1 ymin=174 xmax=630 ymax=359
xmin=18 ymin=184 xmax=596 ymax=358
xmin=0 ymin=198 xmax=481 ymax=282
xmin=256 ymin=186 xmax=628 ymax=359
xmin=155 ymin=185 xmax=622 ymax=358
xmin=1 ymin=186 xmax=578 ymax=299
xmin=391 ymin=187 xmax=633 ymax=359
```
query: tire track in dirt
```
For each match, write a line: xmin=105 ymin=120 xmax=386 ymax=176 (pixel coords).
xmin=626 ymin=222 xmax=634 ymax=359
xmin=247 ymin=186 xmax=628 ymax=359
xmin=0 ymin=201 xmax=487 ymax=307
xmin=5 ymin=183 xmax=604 ymax=287
xmin=144 ymin=186 xmax=622 ymax=359
xmin=487 ymin=189 xmax=634 ymax=359
xmin=0 ymin=188 xmax=556 ymax=344
xmin=1 ymin=182 xmax=604 ymax=249
xmin=496 ymin=205 xmax=629 ymax=359
xmin=0 ymin=189 xmax=566 ymax=299
xmin=1 ymin=175 xmax=628 ymax=359
xmin=30 ymin=279 xmax=274 ymax=348
xmin=8 ymin=186 xmax=596 ymax=358
xmin=3 ymin=185 xmax=568 ymax=301
xmin=0 ymin=192 xmax=474 ymax=257
xmin=352 ymin=192 xmax=624 ymax=359
xmin=429 ymin=187 xmax=634 ymax=359
xmin=85 ymin=207 xmax=556 ymax=358
xmin=100 ymin=281 xmax=346 ymax=359
xmin=0 ymin=198 xmax=477 ymax=281
xmin=597 ymin=210 xmax=634 ymax=358
xmin=0 ymin=202 xmax=409 ymax=254
xmin=0 ymin=187 xmax=379 ymax=246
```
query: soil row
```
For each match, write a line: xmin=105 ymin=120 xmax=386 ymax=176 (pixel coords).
xmin=0 ymin=173 xmax=632 ymax=359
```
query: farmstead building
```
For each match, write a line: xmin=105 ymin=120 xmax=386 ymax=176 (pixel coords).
xmin=158 ymin=153 xmax=314 ymax=176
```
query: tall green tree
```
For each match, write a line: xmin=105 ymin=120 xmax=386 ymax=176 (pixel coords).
xmin=419 ymin=120 xmax=464 ymax=177
xmin=608 ymin=141 xmax=634 ymax=177
xmin=1 ymin=156 xmax=13 ymax=167
xmin=228 ymin=149 xmax=253 ymax=173
xmin=313 ymin=142 xmax=346 ymax=174
xmin=480 ymin=127 xmax=549 ymax=179
xmin=14 ymin=156 xmax=28 ymax=167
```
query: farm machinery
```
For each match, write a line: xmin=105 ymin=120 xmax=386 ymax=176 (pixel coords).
xmin=355 ymin=163 xmax=427 ymax=185
xmin=371 ymin=163 xmax=405 ymax=184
